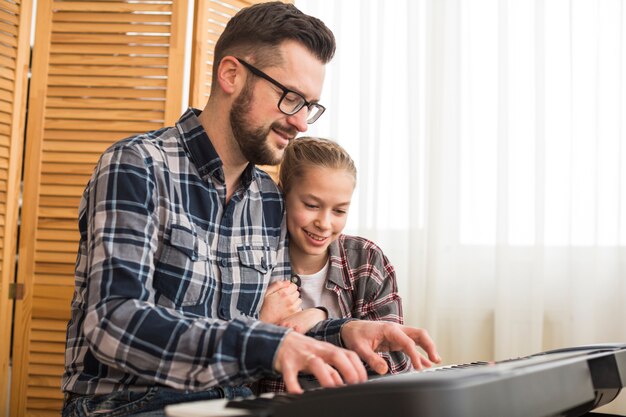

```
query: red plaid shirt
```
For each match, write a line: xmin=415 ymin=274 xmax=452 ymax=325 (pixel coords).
xmin=258 ymin=234 xmax=411 ymax=393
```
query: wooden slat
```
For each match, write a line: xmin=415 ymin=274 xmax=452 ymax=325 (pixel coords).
xmin=0 ymin=42 xmax=17 ymax=59
xmin=53 ymin=12 xmax=172 ymax=24
xmin=32 ymin=298 xmax=71 ymax=319
xmin=46 ymin=97 xmax=166 ymax=111
xmin=49 ymin=54 xmax=169 ymax=66
xmin=35 ymin=275 xmax=74 ymax=287
xmin=1 ymin=2 xmax=20 ymax=14
xmin=0 ymin=54 xmax=16 ymax=70
xmin=31 ymin=284 xmax=75 ymax=300
xmin=46 ymin=119 xmax=159 ymax=136
xmin=38 ymin=207 xmax=79 ymax=219
xmin=0 ymin=9 xmax=20 ymax=26
xmin=40 ymin=173 xmax=91 ymax=185
xmin=0 ymin=136 xmax=10 ymax=150
xmin=53 ymin=22 xmax=172 ymax=34
xmin=213 ymin=0 xmax=256 ymax=11
xmin=53 ymin=2 xmax=172 ymax=13
xmin=30 ymin=341 xmax=65 ymax=354
xmin=36 ymin=229 xmax=79 ymax=242
xmin=203 ymin=11 xmax=231 ymax=25
xmin=44 ymin=119 xmax=162 ymax=132
xmin=42 ymin=152 xmax=101 ymax=164
xmin=48 ymin=75 xmax=167 ymax=88
xmin=36 ymin=240 xmax=78 ymax=253
xmin=205 ymin=20 xmax=228 ymax=35
xmin=48 ymin=65 xmax=168 ymax=77
xmin=26 ymin=407 xmax=63 ymax=417
xmin=24 ymin=386 xmax=63 ymax=399
xmin=51 ymin=33 xmax=171 ymax=44
xmin=29 ymin=364 xmax=64 ymax=376
xmin=44 ymin=128 xmax=143 ymax=140
xmin=0 ymin=77 xmax=14 ymax=92
xmin=34 ymin=263 xmax=76 ymax=275
xmin=29 ymin=352 xmax=64 ymax=365
xmin=0 ymin=99 xmax=13 ymax=113
xmin=41 ymin=142 xmax=117 ymax=154
xmin=47 ymin=86 xmax=167 ymax=99
xmin=32 ymin=318 xmax=70 ymax=331
xmin=205 ymin=1 xmax=240 ymax=16
xmin=31 ymin=326 xmax=68 ymax=341
xmin=50 ymin=44 xmax=170 ymax=55
xmin=46 ymin=108 xmax=165 ymax=122
xmin=41 ymin=162 xmax=99 ymax=176
xmin=0 ymin=19 xmax=18 ymax=36
xmin=37 ymin=218 xmax=78 ymax=230
xmin=40 ymin=184 xmax=86 ymax=197
xmin=34 ymin=254 xmax=76 ymax=268
xmin=0 ymin=88 xmax=14 ymax=103
xmin=29 ymin=374 xmax=66 ymax=388
xmin=0 ymin=111 xmax=11 ymax=126
xmin=0 ymin=66 xmax=15 ymax=82
xmin=0 ymin=31 xmax=17 ymax=47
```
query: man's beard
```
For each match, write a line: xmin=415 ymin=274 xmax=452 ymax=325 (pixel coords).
xmin=230 ymin=83 xmax=295 ymax=166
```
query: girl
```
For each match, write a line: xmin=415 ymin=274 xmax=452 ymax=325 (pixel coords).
xmin=259 ymin=137 xmax=410 ymax=391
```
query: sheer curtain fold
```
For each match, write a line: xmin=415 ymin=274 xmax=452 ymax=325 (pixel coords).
xmin=296 ymin=2 xmax=626 ymax=409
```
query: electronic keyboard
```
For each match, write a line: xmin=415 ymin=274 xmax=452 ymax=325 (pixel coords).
xmin=165 ymin=343 xmax=626 ymax=417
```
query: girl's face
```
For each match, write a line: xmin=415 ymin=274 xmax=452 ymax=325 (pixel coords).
xmin=286 ymin=166 xmax=355 ymax=271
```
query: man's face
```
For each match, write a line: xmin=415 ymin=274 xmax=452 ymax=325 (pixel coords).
xmin=229 ymin=42 xmax=326 ymax=166
xmin=229 ymin=78 xmax=295 ymax=166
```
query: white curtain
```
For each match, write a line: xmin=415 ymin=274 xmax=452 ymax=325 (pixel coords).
xmin=296 ymin=1 xmax=626 ymax=410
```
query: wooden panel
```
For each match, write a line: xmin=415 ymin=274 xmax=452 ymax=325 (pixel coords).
xmin=190 ymin=0 xmax=283 ymax=182
xmin=0 ymin=0 xmax=32 ymax=412
xmin=10 ymin=1 xmax=188 ymax=416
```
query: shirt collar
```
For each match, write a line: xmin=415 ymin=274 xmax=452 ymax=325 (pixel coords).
xmin=326 ymin=236 xmax=353 ymax=290
xmin=176 ymin=108 xmax=257 ymax=187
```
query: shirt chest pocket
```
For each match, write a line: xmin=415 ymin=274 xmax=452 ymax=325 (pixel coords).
xmin=154 ymin=223 xmax=213 ymax=307
xmin=236 ymin=244 xmax=276 ymax=316
xmin=237 ymin=245 xmax=276 ymax=284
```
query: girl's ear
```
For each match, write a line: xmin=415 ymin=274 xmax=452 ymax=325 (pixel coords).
xmin=215 ymin=56 xmax=243 ymax=95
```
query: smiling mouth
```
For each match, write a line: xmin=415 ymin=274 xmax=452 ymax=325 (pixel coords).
xmin=272 ymin=126 xmax=297 ymax=141
xmin=306 ymin=230 xmax=328 ymax=241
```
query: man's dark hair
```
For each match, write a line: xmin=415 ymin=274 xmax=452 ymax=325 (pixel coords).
xmin=212 ymin=2 xmax=335 ymax=88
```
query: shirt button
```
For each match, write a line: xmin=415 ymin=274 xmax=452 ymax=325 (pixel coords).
xmin=220 ymin=258 xmax=227 ymax=267
xmin=290 ymin=274 xmax=301 ymax=287
xmin=260 ymin=257 xmax=267 ymax=269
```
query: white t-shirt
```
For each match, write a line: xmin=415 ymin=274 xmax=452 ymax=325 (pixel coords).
xmin=297 ymin=260 xmax=342 ymax=318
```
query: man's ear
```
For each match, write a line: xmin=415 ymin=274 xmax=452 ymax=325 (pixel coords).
xmin=215 ymin=56 xmax=243 ymax=95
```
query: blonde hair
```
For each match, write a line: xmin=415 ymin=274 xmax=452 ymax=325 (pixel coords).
xmin=279 ymin=137 xmax=357 ymax=194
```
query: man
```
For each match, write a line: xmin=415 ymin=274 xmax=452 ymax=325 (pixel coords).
xmin=62 ymin=3 xmax=440 ymax=416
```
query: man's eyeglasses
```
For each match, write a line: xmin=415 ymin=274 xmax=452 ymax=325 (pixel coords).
xmin=235 ymin=58 xmax=326 ymax=124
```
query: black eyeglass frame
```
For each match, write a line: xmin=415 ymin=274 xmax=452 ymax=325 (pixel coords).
xmin=235 ymin=57 xmax=326 ymax=124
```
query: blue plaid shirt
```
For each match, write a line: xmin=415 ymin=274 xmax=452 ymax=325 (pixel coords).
xmin=62 ymin=109 xmax=341 ymax=394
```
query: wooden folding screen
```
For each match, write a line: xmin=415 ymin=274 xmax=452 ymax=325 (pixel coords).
xmin=190 ymin=0 xmax=281 ymax=181
xmin=0 ymin=0 xmax=32 ymax=411
xmin=10 ymin=1 xmax=188 ymax=416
